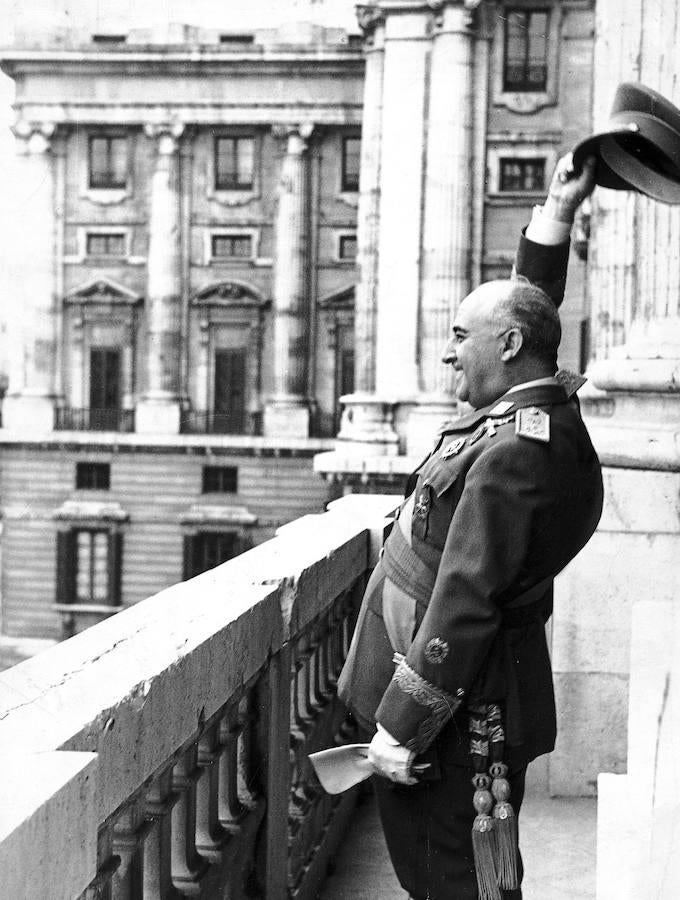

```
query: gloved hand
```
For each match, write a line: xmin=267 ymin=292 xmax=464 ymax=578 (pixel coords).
xmin=367 ymin=723 xmax=417 ymax=785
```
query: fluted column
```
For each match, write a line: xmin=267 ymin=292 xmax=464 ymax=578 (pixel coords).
xmin=136 ymin=123 xmax=184 ymax=434
xmin=353 ymin=6 xmax=385 ymax=394
xmin=264 ymin=124 xmax=313 ymax=438
xmin=3 ymin=121 xmax=59 ymax=432
xmin=406 ymin=0 xmax=480 ymax=455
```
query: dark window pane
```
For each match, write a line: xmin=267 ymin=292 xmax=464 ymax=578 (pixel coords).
xmin=342 ymin=136 xmax=361 ymax=191
xmin=89 ymin=136 xmax=127 ymax=189
xmin=211 ymin=234 xmax=253 ymax=258
xmin=215 ymin=136 xmax=255 ymax=190
xmin=339 ymin=235 xmax=358 ymax=260
xmin=90 ymin=348 xmax=121 ymax=412
xmin=86 ymin=233 xmax=125 ymax=257
xmin=190 ymin=531 xmax=239 ymax=576
xmin=202 ymin=465 xmax=238 ymax=493
xmin=76 ymin=462 xmax=111 ymax=490
xmin=499 ymin=157 xmax=546 ymax=192
xmin=503 ymin=9 xmax=549 ymax=92
xmin=214 ymin=348 xmax=247 ymax=434
xmin=75 ymin=529 xmax=110 ymax=603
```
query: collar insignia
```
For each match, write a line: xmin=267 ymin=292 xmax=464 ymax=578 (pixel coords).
xmin=515 ymin=406 xmax=550 ymax=443
xmin=442 ymin=436 xmax=466 ymax=459
xmin=489 ymin=400 xmax=514 ymax=416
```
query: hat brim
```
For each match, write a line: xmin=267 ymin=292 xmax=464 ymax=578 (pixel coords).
xmin=574 ymin=129 xmax=680 ymax=203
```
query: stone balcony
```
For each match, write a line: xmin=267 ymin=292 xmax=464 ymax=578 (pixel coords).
xmin=0 ymin=494 xmax=397 ymax=900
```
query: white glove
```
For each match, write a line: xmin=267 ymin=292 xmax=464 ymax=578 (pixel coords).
xmin=367 ymin=724 xmax=417 ymax=785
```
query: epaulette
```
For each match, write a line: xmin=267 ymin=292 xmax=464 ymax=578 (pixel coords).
xmin=515 ymin=406 xmax=550 ymax=443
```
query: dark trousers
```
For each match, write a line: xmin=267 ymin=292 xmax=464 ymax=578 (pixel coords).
xmin=373 ymin=759 xmax=527 ymax=900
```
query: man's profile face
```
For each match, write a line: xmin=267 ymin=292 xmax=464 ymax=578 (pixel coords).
xmin=443 ymin=283 xmax=511 ymax=409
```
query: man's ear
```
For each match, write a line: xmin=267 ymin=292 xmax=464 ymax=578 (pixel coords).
xmin=500 ymin=327 xmax=523 ymax=361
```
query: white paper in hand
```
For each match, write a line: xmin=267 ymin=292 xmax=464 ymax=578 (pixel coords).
xmin=308 ymin=744 xmax=373 ymax=794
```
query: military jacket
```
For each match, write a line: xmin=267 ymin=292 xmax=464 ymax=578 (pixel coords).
xmin=338 ymin=233 xmax=603 ymax=765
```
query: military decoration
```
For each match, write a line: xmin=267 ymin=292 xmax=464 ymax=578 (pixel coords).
xmin=442 ymin=437 xmax=466 ymax=459
xmin=424 ymin=637 xmax=450 ymax=664
xmin=413 ymin=487 xmax=431 ymax=520
xmin=515 ymin=406 xmax=550 ymax=443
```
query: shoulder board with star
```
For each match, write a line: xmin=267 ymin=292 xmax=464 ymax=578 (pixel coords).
xmin=515 ymin=406 xmax=550 ymax=443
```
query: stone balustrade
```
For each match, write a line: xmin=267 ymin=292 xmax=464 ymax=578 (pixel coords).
xmin=0 ymin=494 xmax=397 ymax=900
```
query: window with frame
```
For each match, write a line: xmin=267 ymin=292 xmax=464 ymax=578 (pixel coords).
xmin=183 ymin=531 xmax=240 ymax=579
xmin=211 ymin=234 xmax=253 ymax=259
xmin=214 ymin=136 xmax=255 ymax=190
xmin=341 ymin=136 xmax=361 ymax=192
xmin=499 ymin=157 xmax=546 ymax=192
xmin=76 ymin=462 xmax=111 ymax=490
xmin=88 ymin=135 xmax=128 ymax=189
xmin=86 ymin=232 xmax=126 ymax=258
xmin=202 ymin=465 xmax=238 ymax=494
xmin=503 ymin=8 xmax=550 ymax=92
xmin=56 ymin=527 xmax=123 ymax=607
xmin=338 ymin=234 xmax=358 ymax=261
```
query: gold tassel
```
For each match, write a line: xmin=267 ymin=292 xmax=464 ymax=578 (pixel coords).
xmin=491 ymin=762 xmax=519 ymax=890
xmin=471 ymin=773 xmax=501 ymax=900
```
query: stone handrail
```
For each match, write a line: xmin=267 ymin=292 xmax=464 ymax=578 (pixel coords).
xmin=0 ymin=494 xmax=397 ymax=900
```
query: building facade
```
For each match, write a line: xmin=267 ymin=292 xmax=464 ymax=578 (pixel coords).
xmin=0 ymin=20 xmax=365 ymax=653
xmin=0 ymin=2 xmax=596 ymax=659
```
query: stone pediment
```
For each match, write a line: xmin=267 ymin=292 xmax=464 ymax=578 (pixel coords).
xmin=65 ymin=277 xmax=142 ymax=305
xmin=193 ymin=280 xmax=268 ymax=308
xmin=318 ymin=283 xmax=356 ymax=310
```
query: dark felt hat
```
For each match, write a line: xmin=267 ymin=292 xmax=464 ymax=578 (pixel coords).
xmin=573 ymin=82 xmax=680 ymax=204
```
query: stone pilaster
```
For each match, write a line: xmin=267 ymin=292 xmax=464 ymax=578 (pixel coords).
xmin=353 ymin=6 xmax=385 ymax=394
xmin=263 ymin=124 xmax=313 ymax=438
xmin=2 ymin=122 xmax=59 ymax=433
xmin=373 ymin=4 xmax=430 ymax=401
xmin=136 ymin=123 xmax=184 ymax=434
xmin=407 ymin=0 xmax=480 ymax=456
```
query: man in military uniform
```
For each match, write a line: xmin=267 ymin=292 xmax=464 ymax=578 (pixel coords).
xmin=337 ymin=154 xmax=603 ymax=900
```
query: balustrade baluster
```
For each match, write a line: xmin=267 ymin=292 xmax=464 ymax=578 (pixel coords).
xmin=195 ymin=723 xmax=228 ymax=861
xmin=218 ymin=703 xmax=246 ymax=832
xmin=111 ymin=802 xmax=149 ymax=900
xmin=170 ymin=745 xmax=208 ymax=895
xmin=143 ymin=769 xmax=180 ymax=899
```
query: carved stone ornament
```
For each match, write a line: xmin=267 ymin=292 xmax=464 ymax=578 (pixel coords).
xmin=64 ymin=276 xmax=142 ymax=305
xmin=193 ymin=281 xmax=269 ymax=308
xmin=356 ymin=4 xmax=385 ymax=36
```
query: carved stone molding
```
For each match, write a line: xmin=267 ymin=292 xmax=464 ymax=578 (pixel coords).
xmin=64 ymin=276 xmax=143 ymax=306
xmin=192 ymin=280 xmax=269 ymax=308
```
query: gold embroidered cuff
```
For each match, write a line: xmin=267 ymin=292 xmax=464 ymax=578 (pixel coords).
xmin=391 ymin=655 xmax=463 ymax=754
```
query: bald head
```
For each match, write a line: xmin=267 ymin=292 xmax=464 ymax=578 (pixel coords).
xmin=443 ymin=278 xmax=562 ymax=408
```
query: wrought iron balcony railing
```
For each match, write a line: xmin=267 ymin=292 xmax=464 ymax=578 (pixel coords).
xmin=0 ymin=494 xmax=397 ymax=900
xmin=180 ymin=409 xmax=263 ymax=436
xmin=54 ymin=406 xmax=135 ymax=432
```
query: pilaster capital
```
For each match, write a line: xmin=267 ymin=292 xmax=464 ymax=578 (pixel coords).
xmin=271 ymin=123 xmax=314 ymax=153
xmin=429 ymin=0 xmax=482 ymax=31
xmin=144 ymin=121 xmax=185 ymax=154
xmin=357 ymin=4 xmax=385 ymax=39
xmin=12 ymin=119 xmax=56 ymax=154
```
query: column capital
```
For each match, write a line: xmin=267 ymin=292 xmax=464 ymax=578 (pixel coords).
xmin=144 ymin=121 xmax=185 ymax=154
xmin=357 ymin=4 xmax=385 ymax=39
xmin=271 ymin=124 xmax=314 ymax=152
xmin=12 ymin=119 xmax=56 ymax=154
xmin=429 ymin=0 xmax=482 ymax=31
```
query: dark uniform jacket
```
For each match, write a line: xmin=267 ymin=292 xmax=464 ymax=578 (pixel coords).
xmin=338 ymin=233 xmax=603 ymax=767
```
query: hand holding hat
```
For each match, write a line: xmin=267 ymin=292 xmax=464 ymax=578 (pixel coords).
xmin=572 ymin=82 xmax=680 ymax=204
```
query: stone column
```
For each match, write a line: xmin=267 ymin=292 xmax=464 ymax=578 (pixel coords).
xmin=3 ymin=122 xmax=59 ymax=433
xmin=373 ymin=4 xmax=431 ymax=401
xmin=263 ymin=125 xmax=313 ymax=438
xmin=353 ymin=6 xmax=385 ymax=394
xmin=407 ymin=0 xmax=480 ymax=455
xmin=136 ymin=123 xmax=184 ymax=434
xmin=336 ymin=6 xmax=396 ymax=455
